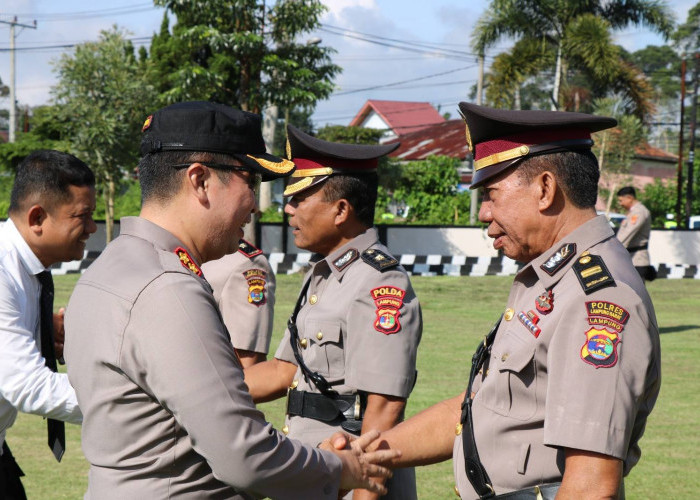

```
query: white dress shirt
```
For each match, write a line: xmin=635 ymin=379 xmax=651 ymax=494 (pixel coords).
xmin=0 ymin=218 xmax=82 ymax=452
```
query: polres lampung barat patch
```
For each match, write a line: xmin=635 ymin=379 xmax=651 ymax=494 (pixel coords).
xmin=580 ymin=300 xmax=629 ymax=368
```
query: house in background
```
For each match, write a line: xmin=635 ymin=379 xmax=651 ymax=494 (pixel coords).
xmin=349 ymin=100 xmax=445 ymax=142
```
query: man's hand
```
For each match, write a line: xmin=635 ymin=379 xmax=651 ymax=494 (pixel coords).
xmin=319 ymin=430 xmax=400 ymax=496
xmin=53 ymin=307 xmax=65 ymax=362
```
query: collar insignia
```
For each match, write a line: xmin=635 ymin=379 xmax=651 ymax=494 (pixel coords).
xmin=540 ymin=243 xmax=576 ymax=276
xmin=238 ymin=239 xmax=263 ymax=258
xmin=174 ymin=246 xmax=202 ymax=277
xmin=333 ymin=248 xmax=359 ymax=272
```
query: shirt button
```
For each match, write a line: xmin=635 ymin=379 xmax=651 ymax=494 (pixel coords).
xmin=282 ymin=425 xmax=289 ymax=435
xmin=455 ymin=423 xmax=462 ymax=435
xmin=316 ymin=331 xmax=323 ymax=340
xmin=309 ymin=294 xmax=318 ymax=305
xmin=300 ymin=338 xmax=308 ymax=349
xmin=504 ymin=308 xmax=514 ymax=321
xmin=454 ymin=485 xmax=461 ymax=497
xmin=290 ymin=379 xmax=299 ymax=389
xmin=501 ymin=353 xmax=509 ymax=362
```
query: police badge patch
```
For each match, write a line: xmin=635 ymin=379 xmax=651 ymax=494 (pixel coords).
xmin=243 ymin=268 xmax=267 ymax=307
xmin=581 ymin=327 xmax=620 ymax=368
xmin=371 ymin=286 xmax=405 ymax=334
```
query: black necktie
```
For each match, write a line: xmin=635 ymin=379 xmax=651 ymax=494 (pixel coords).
xmin=36 ymin=270 xmax=65 ymax=462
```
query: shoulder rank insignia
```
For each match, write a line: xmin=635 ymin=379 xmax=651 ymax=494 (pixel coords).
xmin=540 ymin=243 xmax=576 ymax=276
xmin=572 ymin=252 xmax=616 ymax=295
xmin=371 ymin=286 xmax=406 ymax=335
xmin=361 ymin=248 xmax=398 ymax=272
xmin=242 ymin=268 xmax=267 ymax=306
xmin=238 ymin=238 xmax=263 ymax=258
xmin=174 ymin=246 xmax=202 ymax=277
xmin=333 ymin=248 xmax=359 ymax=272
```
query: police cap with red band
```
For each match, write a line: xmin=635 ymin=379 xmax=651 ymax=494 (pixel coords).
xmin=458 ymin=102 xmax=617 ymax=189
xmin=283 ymin=124 xmax=399 ymax=196
xmin=140 ymin=101 xmax=295 ymax=181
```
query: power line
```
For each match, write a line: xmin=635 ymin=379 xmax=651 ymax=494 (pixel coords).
xmin=0 ymin=36 xmax=152 ymax=52
xmin=333 ymin=65 xmax=475 ymax=96
xmin=3 ymin=3 xmax=158 ymax=22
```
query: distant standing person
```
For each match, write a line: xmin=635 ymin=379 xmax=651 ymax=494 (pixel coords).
xmin=616 ymin=186 xmax=655 ymax=281
xmin=0 ymin=150 xmax=96 ymax=498
xmin=201 ymin=240 xmax=276 ymax=368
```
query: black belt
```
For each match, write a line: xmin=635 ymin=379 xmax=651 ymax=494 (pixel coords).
xmin=494 ymin=483 xmax=561 ymax=499
xmin=627 ymin=245 xmax=648 ymax=253
xmin=287 ymin=389 xmax=366 ymax=435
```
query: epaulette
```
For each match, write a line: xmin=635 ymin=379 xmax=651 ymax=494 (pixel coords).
xmin=361 ymin=248 xmax=398 ymax=272
xmin=238 ymin=239 xmax=263 ymax=258
xmin=174 ymin=246 xmax=202 ymax=277
xmin=572 ymin=251 xmax=616 ymax=295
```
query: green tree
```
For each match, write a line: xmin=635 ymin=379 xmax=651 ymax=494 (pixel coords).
xmin=149 ymin=0 xmax=340 ymax=114
xmin=473 ymin=0 xmax=674 ymax=115
xmin=51 ymin=26 xmax=157 ymax=242
xmin=640 ymin=178 xmax=678 ymax=227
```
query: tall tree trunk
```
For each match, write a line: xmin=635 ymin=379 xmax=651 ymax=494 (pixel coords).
xmin=514 ymin=87 xmax=521 ymax=110
xmin=551 ymin=43 xmax=562 ymax=111
xmin=104 ymin=174 xmax=115 ymax=243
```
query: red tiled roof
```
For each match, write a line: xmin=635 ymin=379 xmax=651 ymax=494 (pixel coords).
xmin=634 ymin=142 xmax=678 ymax=163
xmin=387 ymin=119 xmax=469 ymax=160
xmin=349 ymin=100 xmax=445 ymax=136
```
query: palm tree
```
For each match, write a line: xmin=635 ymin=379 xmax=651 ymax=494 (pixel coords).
xmin=472 ymin=0 xmax=675 ymax=111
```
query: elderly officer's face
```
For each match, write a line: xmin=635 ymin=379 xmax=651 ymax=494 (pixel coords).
xmin=38 ymin=184 xmax=97 ymax=266
xmin=478 ymin=168 xmax=547 ymax=264
xmin=284 ymin=183 xmax=341 ymax=256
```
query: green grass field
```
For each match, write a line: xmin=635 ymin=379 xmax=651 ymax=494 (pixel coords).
xmin=10 ymin=274 xmax=700 ymax=499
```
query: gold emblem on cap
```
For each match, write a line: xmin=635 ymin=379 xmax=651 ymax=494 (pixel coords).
xmin=474 ymin=144 xmax=533 ymax=171
xmin=464 ymin=123 xmax=473 ymax=151
xmin=504 ymin=308 xmax=515 ymax=321
xmin=246 ymin=155 xmax=295 ymax=173
xmin=286 ymin=138 xmax=292 ymax=160
xmin=283 ymin=177 xmax=314 ymax=197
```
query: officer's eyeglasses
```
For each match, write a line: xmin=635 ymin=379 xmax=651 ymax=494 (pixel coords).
xmin=172 ymin=163 xmax=262 ymax=194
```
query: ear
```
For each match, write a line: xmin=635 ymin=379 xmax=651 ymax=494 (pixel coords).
xmin=333 ymin=199 xmax=352 ymax=226
xmin=535 ymin=171 xmax=557 ymax=212
xmin=27 ymin=204 xmax=46 ymax=235
xmin=185 ymin=163 xmax=211 ymax=205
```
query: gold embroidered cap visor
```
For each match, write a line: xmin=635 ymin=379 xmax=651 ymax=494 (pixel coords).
xmin=458 ymin=102 xmax=617 ymax=189
xmin=140 ymin=101 xmax=295 ymax=181
xmin=283 ymin=124 xmax=399 ymax=197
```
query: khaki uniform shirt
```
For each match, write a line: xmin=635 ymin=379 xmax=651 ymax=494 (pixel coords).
xmin=202 ymin=249 xmax=275 ymax=354
xmin=453 ymin=216 xmax=661 ymax=498
xmin=275 ymin=228 xmax=422 ymax=500
xmin=616 ymin=202 xmax=651 ymax=266
xmin=65 ymin=217 xmax=341 ymax=500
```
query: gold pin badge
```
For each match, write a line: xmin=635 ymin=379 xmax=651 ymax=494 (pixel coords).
xmin=454 ymin=485 xmax=461 ymax=497
xmin=282 ymin=425 xmax=289 ymax=435
xmin=504 ymin=308 xmax=515 ymax=321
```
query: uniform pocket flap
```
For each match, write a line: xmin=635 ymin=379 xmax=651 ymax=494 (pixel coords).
xmin=307 ymin=321 xmax=342 ymax=345
xmin=498 ymin=346 xmax=535 ymax=373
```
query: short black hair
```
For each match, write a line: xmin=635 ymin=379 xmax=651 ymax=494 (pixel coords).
xmin=517 ymin=150 xmax=600 ymax=208
xmin=138 ymin=151 xmax=236 ymax=205
xmin=9 ymin=150 xmax=95 ymax=215
xmin=616 ymin=186 xmax=636 ymax=198
xmin=322 ymin=173 xmax=378 ymax=227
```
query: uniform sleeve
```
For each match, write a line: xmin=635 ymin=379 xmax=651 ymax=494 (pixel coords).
xmin=344 ymin=268 xmax=422 ymax=398
xmin=543 ymin=281 xmax=660 ymax=460
xmin=219 ymin=256 xmax=275 ymax=354
xmin=274 ymin=327 xmax=297 ymax=365
xmin=121 ymin=274 xmax=340 ymax=498
xmin=616 ymin=209 xmax=643 ymax=247
xmin=0 ymin=270 xmax=82 ymax=424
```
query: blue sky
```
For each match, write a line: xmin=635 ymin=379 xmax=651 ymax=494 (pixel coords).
xmin=0 ymin=0 xmax=695 ymax=128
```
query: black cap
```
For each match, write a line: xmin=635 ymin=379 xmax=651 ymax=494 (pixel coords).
xmin=284 ymin=124 xmax=399 ymax=196
xmin=140 ymin=101 xmax=295 ymax=181
xmin=458 ymin=102 xmax=617 ymax=189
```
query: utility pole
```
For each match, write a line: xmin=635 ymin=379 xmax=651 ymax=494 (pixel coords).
xmin=685 ymin=53 xmax=699 ymax=228
xmin=676 ymin=58 xmax=686 ymax=227
xmin=469 ymin=53 xmax=485 ymax=225
xmin=0 ymin=16 xmax=37 ymax=143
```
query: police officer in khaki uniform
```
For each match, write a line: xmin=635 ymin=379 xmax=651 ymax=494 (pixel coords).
xmin=202 ymin=240 xmax=276 ymax=367
xmin=360 ymin=103 xmax=661 ymax=499
xmin=616 ymin=186 xmax=655 ymax=281
xmin=64 ymin=101 xmax=398 ymax=499
xmin=245 ymin=125 xmax=422 ymax=500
